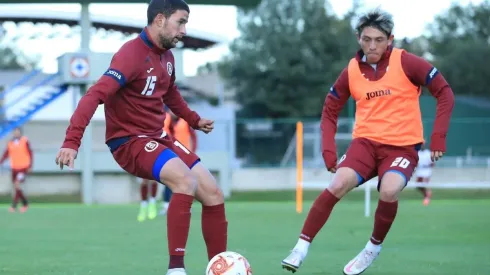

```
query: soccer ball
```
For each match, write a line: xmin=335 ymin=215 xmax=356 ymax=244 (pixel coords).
xmin=206 ymin=251 xmax=252 ymax=275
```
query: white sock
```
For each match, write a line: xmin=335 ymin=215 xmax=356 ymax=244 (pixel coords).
xmin=365 ymin=240 xmax=382 ymax=253
xmin=140 ymin=201 xmax=148 ymax=208
xmin=168 ymin=268 xmax=185 ymax=272
xmin=293 ymin=239 xmax=310 ymax=255
xmin=149 ymin=198 xmax=156 ymax=204
xmin=163 ymin=202 xmax=169 ymax=209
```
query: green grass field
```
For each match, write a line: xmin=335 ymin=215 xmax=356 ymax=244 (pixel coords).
xmin=1 ymin=191 xmax=490 ymax=274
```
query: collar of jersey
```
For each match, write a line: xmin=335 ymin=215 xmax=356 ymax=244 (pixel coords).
xmin=140 ymin=27 xmax=168 ymax=55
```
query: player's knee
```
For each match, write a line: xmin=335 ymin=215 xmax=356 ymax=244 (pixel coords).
xmin=192 ymin=166 xmax=224 ymax=205
xmin=379 ymin=171 xmax=406 ymax=202
xmin=205 ymin=182 xmax=224 ymax=205
xmin=328 ymin=167 xmax=360 ymax=198
xmin=379 ymin=188 xmax=399 ymax=202
xmin=171 ymin=172 xmax=198 ymax=196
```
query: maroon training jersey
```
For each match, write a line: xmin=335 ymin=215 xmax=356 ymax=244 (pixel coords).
xmin=62 ymin=28 xmax=201 ymax=151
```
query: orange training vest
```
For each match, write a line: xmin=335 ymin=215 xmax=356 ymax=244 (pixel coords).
xmin=174 ymin=118 xmax=192 ymax=149
xmin=163 ymin=112 xmax=172 ymax=136
xmin=7 ymin=136 xmax=31 ymax=169
xmin=348 ymin=48 xmax=424 ymax=146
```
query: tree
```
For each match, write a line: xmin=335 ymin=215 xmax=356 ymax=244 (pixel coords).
xmin=425 ymin=1 xmax=490 ymax=97
xmin=434 ymin=39 xmax=490 ymax=97
xmin=396 ymin=37 xmax=430 ymax=58
xmin=0 ymin=24 xmax=41 ymax=70
xmin=218 ymin=0 xmax=358 ymax=118
xmin=428 ymin=1 xmax=490 ymax=53
xmin=0 ymin=46 xmax=36 ymax=70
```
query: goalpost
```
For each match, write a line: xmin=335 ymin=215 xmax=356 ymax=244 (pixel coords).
xmin=294 ymin=121 xmax=490 ymax=217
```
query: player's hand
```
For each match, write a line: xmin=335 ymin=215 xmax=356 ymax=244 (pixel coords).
xmin=431 ymin=151 xmax=444 ymax=162
xmin=429 ymin=134 xmax=446 ymax=162
xmin=197 ymin=118 xmax=214 ymax=134
xmin=322 ymin=151 xmax=337 ymax=173
xmin=55 ymin=148 xmax=78 ymax=170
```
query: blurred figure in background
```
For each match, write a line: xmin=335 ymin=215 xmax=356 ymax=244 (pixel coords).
xmin=136 ymin=177 xmax=159 ymax=222
xmin=160 ymin=109 xmax=197 ymax=215
xmin=0 ymin=127 xmax=33 ymax=213
xmin=415 ymin=145 xmax=434 ymax=206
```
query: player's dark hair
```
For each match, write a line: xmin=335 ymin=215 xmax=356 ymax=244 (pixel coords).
xmin=355 ymin=8 xmax=394 ymax=37
xmin=147 ymin=0 xmax=190 ymax=25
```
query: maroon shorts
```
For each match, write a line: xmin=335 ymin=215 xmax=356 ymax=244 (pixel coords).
xmin=12 ymin=168 xmax=28 ymax=183
xmin=109 ymin=134 xmax=200 ymax=182
xmin=337 ymin=138 xmax=420 ymax=189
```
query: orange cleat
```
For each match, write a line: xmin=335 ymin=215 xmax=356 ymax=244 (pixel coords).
xmin=423 ymin=190 xmax=432 ymax=206
xmin=20 ymin=205 xmax=28 ymax=213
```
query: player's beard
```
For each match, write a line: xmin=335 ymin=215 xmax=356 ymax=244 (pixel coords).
xmin=158 ymin=33 xmax=177 ymax=49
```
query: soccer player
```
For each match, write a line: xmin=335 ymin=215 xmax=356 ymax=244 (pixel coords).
xmin=160 ymin=110 xmax=197 ymax=215
xmin=281 ymin=9 xmax=454 ymax=274
xmin=414 ymin=145 xmax=434 ymax=206
xmin=137 ymin=177 xmax=159 ymax=221
xmin=55 ymin=1 xmax=227 ymax=274
xmin=0 ymin=127 xmax=33 ymax=213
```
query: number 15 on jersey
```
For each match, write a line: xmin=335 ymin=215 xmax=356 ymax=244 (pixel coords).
xmin=141 ymin=76 xmax=157 ymax=96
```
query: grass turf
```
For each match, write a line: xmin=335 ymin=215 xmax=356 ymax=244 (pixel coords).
xmin=1 ymin=194 xmax=489 ymax=274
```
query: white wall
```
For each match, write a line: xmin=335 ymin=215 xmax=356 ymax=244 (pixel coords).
xmin=231 ymin=167 xmax=490 ymax=191
xmin=0 ymin=167 xmax=488 ymax=204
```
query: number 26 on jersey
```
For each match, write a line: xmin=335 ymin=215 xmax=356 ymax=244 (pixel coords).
xmin=141 ymin=76 xmax=157 ymax=96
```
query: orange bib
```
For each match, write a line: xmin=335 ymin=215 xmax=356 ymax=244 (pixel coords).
xmin=7 ymin=136 xmax=31 ymax=169
xmin=348 ymin=48 xmax=424 ymax=146
xmin=174 ymin=119 xmax=192 ymax=149
xmin=163 ymin=112 xmax=172 ymax=136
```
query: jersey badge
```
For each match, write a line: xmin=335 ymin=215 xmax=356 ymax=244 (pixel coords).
xmin=166 ymin=62 xmax=173 ymax=76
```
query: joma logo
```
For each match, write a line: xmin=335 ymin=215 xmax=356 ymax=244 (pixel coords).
xmin=365 ymin=89 xmax=391 ymax=100
xmin=106 ymin=70 xmax=121 ymax=79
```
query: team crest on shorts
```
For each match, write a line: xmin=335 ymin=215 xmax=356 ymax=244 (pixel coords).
xmin=144 ymin=141 xmax=159 ymax=152
xmin=166 ymin=62 xmax=173 ymax=76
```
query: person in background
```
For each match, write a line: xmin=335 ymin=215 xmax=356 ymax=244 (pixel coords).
xmin=414 ymin=145 xmax=434 ymax=206
xmin=136 ymin=177 xmax=159 ymax=222
xmin=0 ymin=127 xmax=33 ymax=213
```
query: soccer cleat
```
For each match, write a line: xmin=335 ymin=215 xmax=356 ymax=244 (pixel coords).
xmin=137 ymin=205 xmax=147 ymax=222
xmin=20 ymin=205 xmax=28 ymax=213
xmin=423 ymin=190 xmax=432 ymax=206
xmin=147 ymin=201 xmax=157 ymax=220
xmin=166 ymin=268 xmax=186 ymax=274
xmin=281 ymin=249 xmax=304 ymax=273
xmin=343 ymin=245 xmax=380 ymax=275
xmin=8 ymin=207 xmax=15 ymax=213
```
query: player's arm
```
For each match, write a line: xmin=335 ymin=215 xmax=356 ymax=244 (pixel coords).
xmin=401 ymin=52 xmax=455 ymax=160
xmin=57 ymin=46 xmax=138 ymax=169
xmin=321 ymin=68 xmax=351 ymax=172
xmin=26 ymin=139 xmax=33 ymax=169
xmin=0 ymin=147 xmax=8 ymax=164
xmin=164 ymin=73 xmax=201 ymax=130
xmin=61 ymin=48 xmax=138 ymax=152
